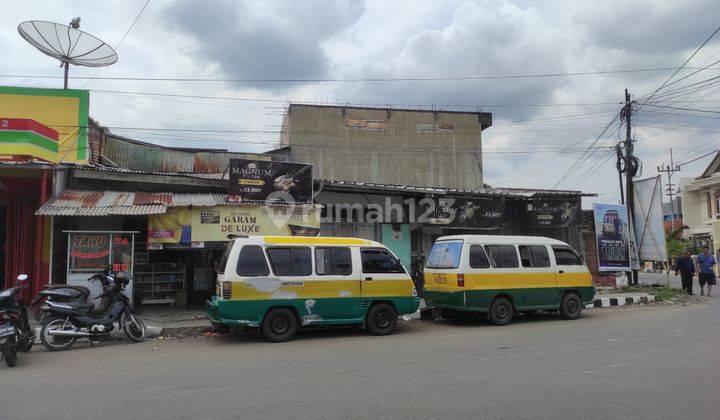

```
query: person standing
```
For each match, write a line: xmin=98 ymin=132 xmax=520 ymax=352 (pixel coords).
xmin=696 ymin=246 xmax=716 ymax=297
xmin=675 ymin=250 xmax=695 ymax=295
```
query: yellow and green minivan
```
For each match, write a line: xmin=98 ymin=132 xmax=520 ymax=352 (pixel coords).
xmin=206 ymin=235 xmax=420 ymax=341
xmin=423 ymin=235 xmax=595 ymax=325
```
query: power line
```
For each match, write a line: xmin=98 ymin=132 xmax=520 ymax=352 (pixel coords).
xmin=81 ymin=0 xmax=152 ymax=89
xmin=5 ymin=66 xmax=720 ymax=84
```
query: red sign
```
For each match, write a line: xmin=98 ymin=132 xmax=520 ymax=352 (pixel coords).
xmin=0 ymin=118 xmax=58 ymax=141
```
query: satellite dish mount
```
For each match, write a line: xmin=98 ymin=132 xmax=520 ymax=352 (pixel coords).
xmin=18 ymin=18 xmax=118 ymax=89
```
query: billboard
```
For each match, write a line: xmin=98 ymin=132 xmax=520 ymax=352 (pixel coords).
xmin=531 ymin=196 xmax=580 ymax=228
xmin=418 ymin=197 xmax=504 ymax=229
xmin=632 ymin=176 xmax=668 ymax=262
xmin=229 ymin=159 xmax=313 ymax=203
xmin=0 ymin=86 xmax=89 ymax=163
xmin=148 ymin=205 xmax=320 ymax=244
xmin=593 ymin=203 xmax=631 ymax=271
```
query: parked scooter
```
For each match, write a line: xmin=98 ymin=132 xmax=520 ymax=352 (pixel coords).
xmin=0 ymin=274 xmax=35 ymax=367
xmin=31 ymin=270 xmax=115 ymax=322
xmin=38 ymin=270 xmax=146 ymax=351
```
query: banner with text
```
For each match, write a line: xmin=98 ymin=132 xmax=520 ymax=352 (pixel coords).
xmin=148 ymin=205 xmax=320 ymax=244
xmin=229 ymin=159 xmax=313 ymax=203
xmin=593 ymin=203 xmax=631 ymax=271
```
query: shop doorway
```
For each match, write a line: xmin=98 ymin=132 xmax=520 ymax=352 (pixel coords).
xmin=0 ymin=204 xmax=6 ymax=288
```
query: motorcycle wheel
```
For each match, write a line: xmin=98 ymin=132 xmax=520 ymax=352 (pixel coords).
xmin=1 ymin=336 xmax=18 ymax=367
xmin=17 ymin=334 xmax=33 ymax=352
xmin=122 ymin=314 xmax=147 ymax=342
xmin=40 ymin=318 xmax=78 ymax=351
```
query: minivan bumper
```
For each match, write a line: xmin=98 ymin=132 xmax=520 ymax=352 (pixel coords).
xmin=206 ymin=296 xmax=258 ymax=327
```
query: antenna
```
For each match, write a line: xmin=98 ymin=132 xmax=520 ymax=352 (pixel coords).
xmin=18 ymin=19 xmax=118 ymax=89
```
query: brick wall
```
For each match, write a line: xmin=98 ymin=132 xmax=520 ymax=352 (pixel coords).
xmin=580 ymin=209 xmax=616 ymax=287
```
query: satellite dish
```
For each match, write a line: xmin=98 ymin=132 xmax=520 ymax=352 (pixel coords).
xmin=18 ymin=19 xmax=118 ymax=89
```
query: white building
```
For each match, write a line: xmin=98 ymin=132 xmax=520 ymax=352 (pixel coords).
xmin=681 ymin=152 xmax=720 ymax=250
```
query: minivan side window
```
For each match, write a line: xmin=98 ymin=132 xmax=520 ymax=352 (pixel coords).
xmin=315 ymin=247 xmax=352 ymax=276
xmin=485 ymin=245 xmax=519 ymax=268
xmin=266 ymin=247 xmax=312 ymax=276
xmin=552 ymin=246 xmax=583 ymax=265
xmin=469 ymin=245 xmax=491 ymax=268
xmin=519 ymin=245 xmax=551 ymax=268
xmin=361 ymin=249 xmax=405 ymax=273
xmin=236 ymin=245 xmax=270 ymax=276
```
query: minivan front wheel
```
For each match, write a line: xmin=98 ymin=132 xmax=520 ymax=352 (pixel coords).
xmin=261 ymin=308 xmax=298 ymax=342
xmin=489 ymin=297 xmax=514 ymax=326
xmin=366 ymin=303 xmax=398 ymax=335
xmin=560 ymin=292 xmax=583 ymax=320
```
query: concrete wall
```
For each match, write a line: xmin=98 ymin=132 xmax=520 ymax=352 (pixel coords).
xmin=281 ymin=105 xmax=491 ymax=190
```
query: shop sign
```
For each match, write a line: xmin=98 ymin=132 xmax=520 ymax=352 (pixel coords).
xmin=67 ymin=232 xmax=134 ymax=273
xmin=531 ymin=197 xmax=580 ymax=228
xmin=228 ymin=159 xmax=313 ymax=203
xmin=418 ymin=197 xmax=504 ymax=229
xmin=148 ymin=205 xmax=320 ymax=244
xmin=593 ymin=203 xmax=631 ymax=271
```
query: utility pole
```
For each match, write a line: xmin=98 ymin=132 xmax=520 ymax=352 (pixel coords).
xmin=622 ymin=89 xmax=639 ymax=285
xmin=615 ymin=143 xmax=625 ymax=204
xmin=657 ymin=148 xmax=681 ymax=232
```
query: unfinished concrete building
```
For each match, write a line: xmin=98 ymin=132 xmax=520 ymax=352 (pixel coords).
xmin=276 ymin=104 xmax=492 ymax=190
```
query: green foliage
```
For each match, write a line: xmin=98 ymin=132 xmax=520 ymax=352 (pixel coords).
xmin=665 ymin=224 xmax=692 ymax=261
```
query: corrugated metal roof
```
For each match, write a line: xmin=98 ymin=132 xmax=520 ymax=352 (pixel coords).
xmin=36 ymin=190 xmax=170 ymax=216
xmin=316 ymin=179 xmax=593 ymax=197
xmin=36 ymin=190 xmax=317 ymax=216
xmin=102 ymin=134 xmax=271 ymax=174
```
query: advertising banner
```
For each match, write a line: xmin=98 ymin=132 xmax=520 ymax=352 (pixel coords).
xmin=228 ymin=159 xmax=313 ymax=203
xmin=418 ymin=197 xmax=504 ymax=229
xmin=148 ymin=205 xmax=320 ymax=244
xmin=632 ymin=176 xmax=668 ymax=262
xmin=531 ymin=196 xmax=580 ymax=228
xmin=147 ymin=208 xmax=193 ymax=244
xmin=593 ymin=203 xmax=631 ymax=271
xmin=0 ymin=86 xmax=89 ymax=163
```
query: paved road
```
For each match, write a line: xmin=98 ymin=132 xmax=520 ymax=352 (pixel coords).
xmin=2 ymin=300 xmax=719 ymax=420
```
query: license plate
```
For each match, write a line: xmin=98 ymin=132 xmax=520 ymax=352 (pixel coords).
xmin=0 ymin=324 xmax=15 ymax=338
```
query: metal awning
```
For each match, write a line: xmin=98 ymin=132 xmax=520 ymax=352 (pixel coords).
xmin=36 ymin=189 xmax=317 ymax=216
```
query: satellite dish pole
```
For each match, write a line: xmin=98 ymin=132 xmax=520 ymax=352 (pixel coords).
xmin=18 ymin=18 xmax=118 ymax=89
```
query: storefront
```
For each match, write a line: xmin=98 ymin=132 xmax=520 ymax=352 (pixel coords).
xmin=38 ymin=189 xmax=321 ymax=307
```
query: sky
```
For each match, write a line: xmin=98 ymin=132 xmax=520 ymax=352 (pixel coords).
xmin=3 ymin=0 xmax=720 ymax=205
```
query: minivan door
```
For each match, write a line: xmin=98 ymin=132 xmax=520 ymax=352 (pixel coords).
xmin=360 ymin=248 xmax=409 ymax=305
xmin=551 ymin=246 xmax=585 ymax=298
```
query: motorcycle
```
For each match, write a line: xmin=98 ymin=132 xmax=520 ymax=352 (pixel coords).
xmin=38 ymin=270 xmax=147 ymax=351
xmin=31 ymin=270 xmax=115 ymax=322
xmin=0 ymin=274 xmax=35 ymax=367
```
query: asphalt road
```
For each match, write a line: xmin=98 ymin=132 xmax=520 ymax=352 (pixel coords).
xmin=2 ymin=300 xmax=719 ymax=420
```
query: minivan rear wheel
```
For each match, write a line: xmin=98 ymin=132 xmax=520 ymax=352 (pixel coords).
xmin=560 ymin=292 xmax=582 ymax=320
xmin=261 ymin=308 xmax=298 ymax=342
xmin=489 ymin=297 xmax=514 ymax=326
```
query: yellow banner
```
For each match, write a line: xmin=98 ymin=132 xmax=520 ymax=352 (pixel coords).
xmin=148 ymin=205 xmax=320 ymax=243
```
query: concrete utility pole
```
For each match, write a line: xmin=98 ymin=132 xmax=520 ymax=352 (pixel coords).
xmin=623 ymin=89 xmax=639 ymax=285
xmin=657 ymin=148 xmax=681 ymax=232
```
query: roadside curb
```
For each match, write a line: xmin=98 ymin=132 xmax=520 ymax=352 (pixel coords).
xmin=586 ymin=294 xmax=655 ymax=309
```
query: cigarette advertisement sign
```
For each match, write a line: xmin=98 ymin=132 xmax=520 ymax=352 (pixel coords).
xmin=593 ymin=203 xmax=631 ymax=271
xmin=148 ymin=205 xmax=320 ymax=244
xmin=531 ymin=197 xmax=580 ymax=228
xmin=418 ymin=197 xmax=505 ymax=229
xmin=228 ymin=159 xmax=313 ymax=203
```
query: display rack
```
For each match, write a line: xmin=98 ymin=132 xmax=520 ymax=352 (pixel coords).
xmin=134 ymin=263 xmax=185 ymax=305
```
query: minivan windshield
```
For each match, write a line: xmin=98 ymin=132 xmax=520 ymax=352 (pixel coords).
xmin=426 ymin=240 xmax=463 ymax=269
